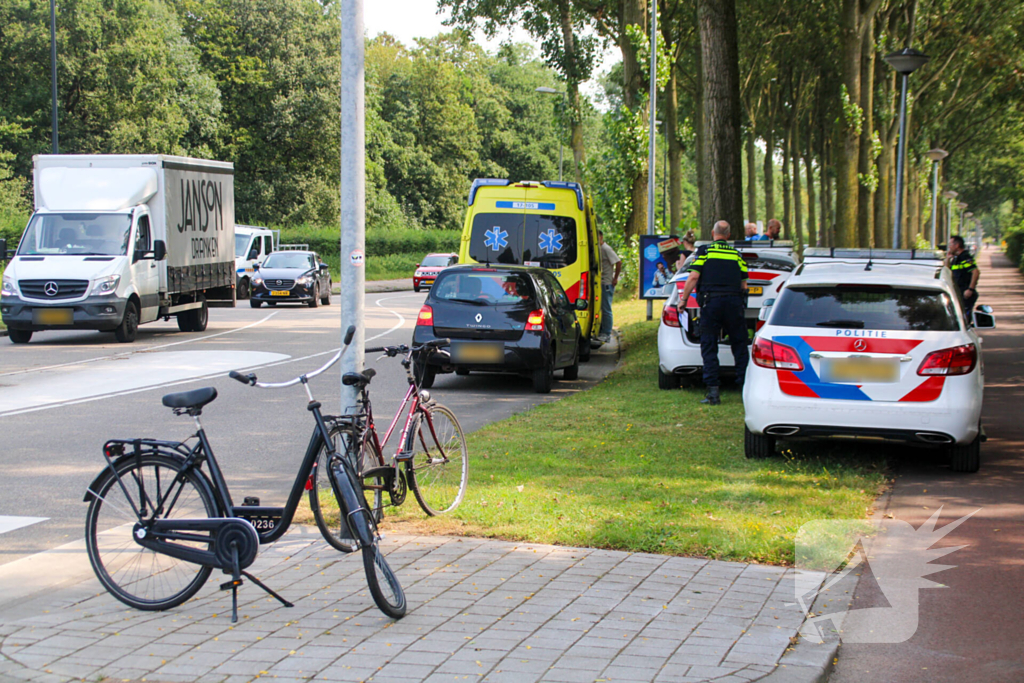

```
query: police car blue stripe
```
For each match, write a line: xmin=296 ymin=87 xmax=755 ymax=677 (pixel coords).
xmin=775 ymin=336 xmax=872 ymax=401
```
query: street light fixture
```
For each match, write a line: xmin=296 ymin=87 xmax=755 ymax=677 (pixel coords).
xmin=884 ymin=48 xmax=930 ymax=249
xmin=925 ymin=148 xmax=948 ymax=248
xmin=535 ymin=87 xmax=566 ymax=181
xmin=942 ymin=190 xmax=958 ymax=247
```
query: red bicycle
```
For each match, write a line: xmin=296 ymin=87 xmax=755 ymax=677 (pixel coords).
xmin=309 ymin=341 xmax=469 ymax=551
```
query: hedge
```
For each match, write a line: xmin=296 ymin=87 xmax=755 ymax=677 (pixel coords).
xmin=1004 ymin=224 xmax=1024 ymax=272
xmin=277 ymin=225 xmax=460 ymax=259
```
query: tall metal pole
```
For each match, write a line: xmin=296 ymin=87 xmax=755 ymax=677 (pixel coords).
xmin=891 ymin=72 xmax=910 ymax=249
xmin=662 ymin=130 xmax=667 ymax=230
xmin=558 ymin=92 xmax=565 ymax=181
xmin=340 ymin=0 xmax=365 ymax=408
xmin=49 ymin=0 xmax=58 ymax=154
xmin=645 ymin=2 xmax=658 ymax=321
xmin=929 ymin=162 xmax=940 ymax=248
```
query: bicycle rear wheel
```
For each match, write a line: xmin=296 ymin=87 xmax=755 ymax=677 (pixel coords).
xmin=362 ymin=542 xmax=406 ymax=619
xmin=310 ymin=425 xmax=384 ymax=552
xmin=85 ymin=454 xmax=216 ymax=610
xmin=405 ymin=403 xmax=468 ymax=515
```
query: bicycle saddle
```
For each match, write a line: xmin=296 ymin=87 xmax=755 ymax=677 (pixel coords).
xmin=342 ymin=368 xmax=376 ymax=387
xmin=162 ymin=387 xmax=218 ymax=412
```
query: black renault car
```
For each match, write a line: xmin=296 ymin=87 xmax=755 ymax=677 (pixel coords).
xmin=250 ymin=250 xmax=332 ymax=308
xmin=412 ymin=265 xmax=586 ymax=393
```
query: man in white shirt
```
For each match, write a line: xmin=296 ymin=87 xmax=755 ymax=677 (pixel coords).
xmin=598 ymin=230 xmax=621 ymax=343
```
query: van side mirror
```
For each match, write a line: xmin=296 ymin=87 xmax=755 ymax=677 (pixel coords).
xmin=153 ymin=240 xmax=167 ymax=261
xmin=0 ymin=238 xmax=7 ymax=260
xmin=973 ymin=306 xmax=996 ymax=329
xmin=415 ymin=263 xmax=420 ymax=268
xmin=248 ymin=247 xmax=259 ymax=260
xmin=575 ymin=298 xmax=588 ymax=311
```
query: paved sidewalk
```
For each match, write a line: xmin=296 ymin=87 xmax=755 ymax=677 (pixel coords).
xmin=0 ymin=527 xmax=810 ymax=683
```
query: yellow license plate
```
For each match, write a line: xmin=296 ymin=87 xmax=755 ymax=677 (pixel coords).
xmin=453 ymin=342 xmax=503 ymax=363
xmin=32 ymin=308 xmax=73 ymax=325
xmin=747 ymin=286 xmax=763 ymax=295
xmin=822 ymin=358 xmax=899 ymax=383
xmin=270 ymin=290 xmax=290 ymax=296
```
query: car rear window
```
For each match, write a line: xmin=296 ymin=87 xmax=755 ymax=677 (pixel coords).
xmin=467 ymin=213 xmax=578 ymax=267
xmin=770 ymin=286 xmax=960 ymax=331
xmin=431 ymin=271 xmax=536 ymax=306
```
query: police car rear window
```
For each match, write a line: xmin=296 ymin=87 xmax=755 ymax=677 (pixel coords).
xmin=468 ymin=213 xmax=578 ymax=267
xmin=771 ymin=286 xmax=960 ymax=331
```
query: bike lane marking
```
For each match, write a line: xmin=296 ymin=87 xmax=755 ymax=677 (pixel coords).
xmin=0 ymin=312 xmax=279 ymax=379
xmin=0 ymin=517 xmax=48 ymax=535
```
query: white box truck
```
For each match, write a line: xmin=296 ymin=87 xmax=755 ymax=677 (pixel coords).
xmin=0 ymin=154 xmax=236 ymax=343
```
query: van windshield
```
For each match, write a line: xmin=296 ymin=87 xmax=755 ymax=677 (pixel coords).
xmin=235 ymin=234 xmax=253 ymax=258
xmin=468 ymin=213 xmax=578 ymax=267
xmin=18 ymin=213 xmax=132 ymax=256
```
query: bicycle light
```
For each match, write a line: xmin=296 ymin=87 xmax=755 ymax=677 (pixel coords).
xmin=419 ymin=390 xmax=431 ymax=403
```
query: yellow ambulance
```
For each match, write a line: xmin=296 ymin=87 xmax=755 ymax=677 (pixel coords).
xmin=459 ymin=179 xmax=602 ymax=359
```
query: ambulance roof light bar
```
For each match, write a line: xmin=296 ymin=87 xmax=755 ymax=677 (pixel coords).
xmin=695 ymin=239 xmax=794 ymax=248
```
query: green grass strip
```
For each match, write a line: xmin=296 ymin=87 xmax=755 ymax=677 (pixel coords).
xmin=388 ymin=300 xmax=886 ymax=565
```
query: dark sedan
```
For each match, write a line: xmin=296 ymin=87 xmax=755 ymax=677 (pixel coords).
xmin=412 ymin=265 xmax=586 ymax=393
xmin=250 ymin=251 xmax=332 ymax=308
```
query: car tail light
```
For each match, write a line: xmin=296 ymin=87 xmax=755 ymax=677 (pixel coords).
xmin=752 ymin=337 xmax=804 ymax=371
xmin=580 ymin=272 xmax=589 ymax=302
xmin=917 ymin=344 xmax=977 ymax=376
xmin=755 ymin=319 xmax=766 ymax=332
xmin=417 ymin=305 xmax=433 ymax=326
xmin=661 ymin=305 xmax=681 ymax=328
xmin=526 ymin=309 xmax=545 ymax=331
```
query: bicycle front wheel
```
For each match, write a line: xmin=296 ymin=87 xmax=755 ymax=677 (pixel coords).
xmin=310 ymin=425 xmax=384 ymax=552
xmin=85 ymin=454 xmax=216 ymax=610
xmin=362 ymin=542 xmax=406 ymax=619
xmin=406 ymin=403 xmax=468 ymax=515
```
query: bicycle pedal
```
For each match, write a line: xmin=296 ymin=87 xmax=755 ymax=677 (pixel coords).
xmin=395 ymin=451 xmax=414 ymax=462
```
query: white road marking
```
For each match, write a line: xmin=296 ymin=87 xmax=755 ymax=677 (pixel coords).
xmin=0 ymin=350 xmax=289 ymax=415
xmin=0 ymin=295 xmax=414 ymax=418
xmin=0 ymin=312 xmax=279 ymax=379
xmin=0 ymin=516 xmax=48 ymax=535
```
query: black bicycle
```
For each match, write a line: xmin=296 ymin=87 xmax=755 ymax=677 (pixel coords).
xmin=84 ymin=326 xmax=406 ymax=621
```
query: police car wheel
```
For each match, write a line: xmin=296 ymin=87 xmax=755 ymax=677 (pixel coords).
xmin=658 ymin=367 xmax=680 ymax=390
xmin=949 ymin=434 xmax=981 ymax=474
xmin=744 ymin=426 xmax=775 ymax=459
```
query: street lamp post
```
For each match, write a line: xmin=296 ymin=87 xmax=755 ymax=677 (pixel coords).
xmin=50 ymin=0 xmax=58 ymax=153
xmin=942 ymin=190 xmax=958 ymax=248
xmin=644 ymin=3 xmax=658 ymax=322
xmin=883 ymin=48 xmax=930 ymax=249
xmin=925 ymin=149 xmax=948 ymax=248
xmin=957 ymin=202 xmax=968 ymax=235
xmin=535 ymin=87 xmax=566 ymax=181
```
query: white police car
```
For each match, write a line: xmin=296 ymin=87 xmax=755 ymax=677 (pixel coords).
xmin=742 ymin=248 xmax=995 ymax=472
xmin=658 ymin=241 xmax=797 ymax=389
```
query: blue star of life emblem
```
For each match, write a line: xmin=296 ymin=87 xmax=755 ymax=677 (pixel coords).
xmin=538 ymin=229 xmax=563 ymax=254
xmin=484 ymin=226 xmax=508 ymax=251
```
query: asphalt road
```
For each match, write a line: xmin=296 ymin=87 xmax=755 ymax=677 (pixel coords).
xmin=0 ymin=290 xmax=617 ymax=567
xmin=831 ymin=248 xmax=1024 ymax=683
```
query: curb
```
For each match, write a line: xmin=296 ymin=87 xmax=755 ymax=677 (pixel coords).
xmin=755 ymin=479 xmax=896 ymax=683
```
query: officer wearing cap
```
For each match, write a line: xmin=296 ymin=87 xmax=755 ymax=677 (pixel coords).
xmin=677 ymin=220 xmax=749 ymax=405
xmin=946 ymin=235 xmax=980 ymax=318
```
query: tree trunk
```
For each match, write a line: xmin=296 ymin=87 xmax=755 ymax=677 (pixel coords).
xmin=746 ymin=126 xmax=757 ymax=222
xmin=666 ymin=61 xmax=683 ymax=233
xmin=856 ymin=14 xmax=875 ymax=247
xmin=834 ymin=0 xmax=861 ymax=247
xmin=697 ymin=0 xmax=744 ymax=235
xmin=906 ymin=166 xmax=918 ymax=248
xmin=823 ymin=133 xmax=834 ymax=247
xmin=621 ymin=0 xmax=649 ymax=238
xmin=793 ymin=117 xmax=803 ymax=251
xmin=782 ymin=132 xmax=792 ymax=238
xmin=805 ymin=129 xmax=817 ymax=248
xmin=763 ymin=126 xmax=775 ymax=220
xmin=694 ymin=31 xmax=708 ymax=238
xmin=558 ymin=0 xmax=585 ymax=183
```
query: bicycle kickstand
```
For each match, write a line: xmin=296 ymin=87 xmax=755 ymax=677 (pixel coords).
xmin=219 ymin=542 xmax=243 ymax=623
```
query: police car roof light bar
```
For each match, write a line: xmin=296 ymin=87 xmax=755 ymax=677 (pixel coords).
xmin=696 ymin=239 xmax=794 ymax=248
xmin=802 ymin=247 xmax=942 ymax=261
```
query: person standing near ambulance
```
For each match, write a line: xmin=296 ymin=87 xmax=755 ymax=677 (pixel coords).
xmin=598 ymin=230 xmax=621 ymax=343
xmin=677 ymin=220 xmax=749 ymax=405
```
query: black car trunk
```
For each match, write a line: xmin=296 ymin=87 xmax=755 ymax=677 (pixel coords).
xmin=432 ymin=300 xmax=530 ymax=341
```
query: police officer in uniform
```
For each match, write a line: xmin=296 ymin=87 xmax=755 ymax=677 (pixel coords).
xmin=677 ymin=221 xmax=749 ymax=405
xmin=946 ymin=235 xmax=980 ymax=319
